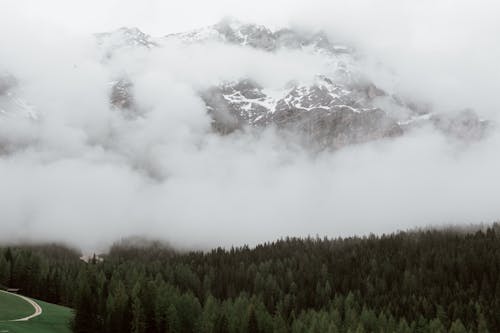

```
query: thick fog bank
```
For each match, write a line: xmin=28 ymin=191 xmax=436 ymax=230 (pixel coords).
xmin=1 ymin=0 xmax=499 ymax=251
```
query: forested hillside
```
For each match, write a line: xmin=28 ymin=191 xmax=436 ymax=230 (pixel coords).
xmin=1 ymin=225 xmax=500 ymax=332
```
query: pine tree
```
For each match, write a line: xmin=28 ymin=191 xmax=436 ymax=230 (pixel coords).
xmin=0 ymin=255 xmax=9 ymax=286
xmin=247 ymin=306 xmax=259 ymax=333
xmin=131 ymin=282 xmax=146 ymax=333
xmin=397 ymin=319 xmax=412 ymax=333
xmin=200 ymin=295 xmax=219 ymax=333
xmin=449 ymin=319 xmax=468 ymax=333
xmin=166 ymin=304 xmax=181 ymax=333
xmin=72 ymin=274 xmax=99 ymax=333
xmin=428 ymin=318 xmax=446 ymax=333
xmin=106 ymin=281 xmax=130 ymax=333
xmin=213 ymin=313 xmax=229 ymax=333
xmin=476 ymin=303 xmax=490 ymax=333
xmin=273 ymin=312 xmax=287 ymax=333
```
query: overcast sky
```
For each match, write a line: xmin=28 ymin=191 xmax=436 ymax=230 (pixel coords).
xmin=5 ymin=0 xmax=500 ymax=36
xmin=4 ymin=0 xmax=296 ymax=35
xmin=1 ymin=0 xmax=500 ymax=251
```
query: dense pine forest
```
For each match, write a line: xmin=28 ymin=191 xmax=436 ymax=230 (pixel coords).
xmin=1 ymin=225 xmax=500 ymax=332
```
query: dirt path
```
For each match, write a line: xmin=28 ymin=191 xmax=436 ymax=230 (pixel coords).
xmin=0 ymin=290 xmax=42 ymax=321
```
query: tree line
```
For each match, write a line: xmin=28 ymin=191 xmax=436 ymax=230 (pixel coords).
xmin=1 ymin=224 xmax=500 ymax=332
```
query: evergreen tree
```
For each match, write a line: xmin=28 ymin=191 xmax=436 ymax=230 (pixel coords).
xmin=166 ymin=304 xmax=181 ymax=333
xmin=3 ymin=225 xmax=500 ymax=332
xmin=131 ymin=282 xmax=146 ymax=333
xmin=0 ymin=255 xmax=9 ymax=286
xmin=247 ymin=306 xmax=259 ymax=333
xmin=213 ymin=313 xmax=229 ymax=333
xmin=449 ymin=319 xmax=468 ymax=333
xmin=428 ymin=318 xmax=446 ymax=333
xmin=72 ymin=274 xmax=99 ymax=333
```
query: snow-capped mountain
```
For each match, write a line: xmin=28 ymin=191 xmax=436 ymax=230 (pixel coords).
xmin=95 ymin=27 xmax=158 ymax=59
xmin=0 ymin=20 xmax=488 ymax=154
xmin=101 ymin=20 xmax=488 ymax=148
xmin=164 ymin=18 xmax=352 ymax=55
xmin=201 ymin=76 xmax=405 ymax=148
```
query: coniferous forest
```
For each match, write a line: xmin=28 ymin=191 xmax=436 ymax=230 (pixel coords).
xmin=1 ymin=225 xmax=500 ymax=333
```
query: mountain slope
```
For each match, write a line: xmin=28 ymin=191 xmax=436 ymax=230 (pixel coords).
xmin=107 ymin=20 xmax=489 ymax=148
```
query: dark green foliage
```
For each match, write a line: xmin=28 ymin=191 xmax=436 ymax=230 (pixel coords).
xmin=1 ymin=224 xmax=500 ymax=332
xmin=213 ymin=313 xmax=229 ymax=333
xmin=247 ymin=306 xmax=259 ymax=333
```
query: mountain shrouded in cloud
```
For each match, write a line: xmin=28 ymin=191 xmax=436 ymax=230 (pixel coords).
xmin=1 ymin=6 xmax=500 ymax=251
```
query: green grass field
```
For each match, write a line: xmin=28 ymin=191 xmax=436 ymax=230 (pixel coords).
xmin=0 ymin=293 xmax=73 ymax=333
xmin=0 ymin=292 xmax=34 ymax=321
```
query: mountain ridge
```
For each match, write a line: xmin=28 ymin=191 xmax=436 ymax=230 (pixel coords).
xmin=102 ymin=20 xmax=488 ymax=148
xmin=0 ymin=20 xmax=489 ymax=154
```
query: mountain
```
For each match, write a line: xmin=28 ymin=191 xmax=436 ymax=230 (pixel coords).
xmin=95 ymin=27 xmax=158 ymax=59
xmin=0 ymin=20 xmax=489 ymax=153
xmin=164 ymin=18 xmax=352 ymax=54
xmin=201 ymin=76 xmax=405 ymax=148
xmin=104 ymin=20 xmax=488 ymax=148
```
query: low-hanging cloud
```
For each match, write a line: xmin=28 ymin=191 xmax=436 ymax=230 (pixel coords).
xmin=0 ymin=0 xmax=499 ymax=251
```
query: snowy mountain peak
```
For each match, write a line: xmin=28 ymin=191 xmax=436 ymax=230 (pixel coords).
xmin=213 ymin=18 xmax=276 ymax=50
xmin=164 ymin=18 xmax=351 ymax=54
xmin=95 ymin=27 xmax=157 ymax=57
xmin=101 ymin=22 xmax=489 ymax=148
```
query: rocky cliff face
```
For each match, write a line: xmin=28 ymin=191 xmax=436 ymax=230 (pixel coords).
xmin=201 ymin=76 xmax=403 ymax=148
